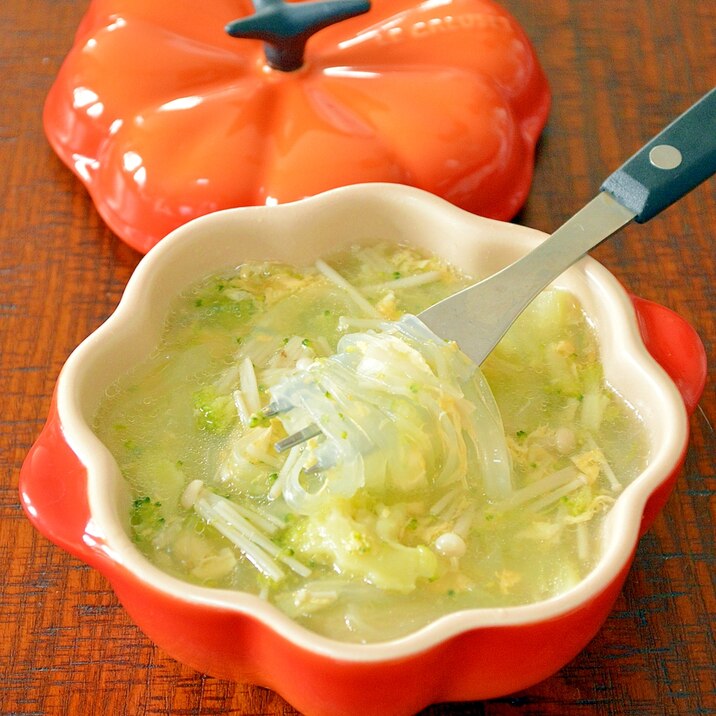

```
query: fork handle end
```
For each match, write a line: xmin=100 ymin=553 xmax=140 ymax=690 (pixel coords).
xmin=601 ymin=88 xmax=716 ymax=223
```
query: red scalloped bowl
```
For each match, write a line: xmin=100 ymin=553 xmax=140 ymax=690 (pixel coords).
xmin=20 ymin=185 xmax=705 ymax=715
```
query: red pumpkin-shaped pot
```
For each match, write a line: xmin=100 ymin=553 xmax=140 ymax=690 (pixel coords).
xmin=44 ymin=0 xmax=550 ymax=252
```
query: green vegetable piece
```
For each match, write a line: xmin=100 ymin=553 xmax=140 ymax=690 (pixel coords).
xmin=249 ymin=412 xmax=270 ymax=428
xmin=191 ymin=279 xmax=257 ymax=328
xmin=293 ymin=505 xmax=438 ymax=593
xmin=130 ymin=496 xmax=165 ymax=543
xmin=193 ymin=386 xmax=237 ymax=434
xmin=561 ymin=485 xmax=592 ymax=516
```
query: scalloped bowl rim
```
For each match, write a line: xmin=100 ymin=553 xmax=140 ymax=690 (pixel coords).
xmin=55 ymin=183 xmax=688 ymax=662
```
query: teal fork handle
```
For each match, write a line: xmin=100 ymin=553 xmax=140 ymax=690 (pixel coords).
xmin=601 ymin=87 xmax=716 ymax=223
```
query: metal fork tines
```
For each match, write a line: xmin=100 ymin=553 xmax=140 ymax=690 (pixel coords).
xmin=259 ymin=401 xmax=325 ymax=456
xmin=274 ymin=423 xmax=323 ymax=453
xmin=261 ymin=401 xmax=288 ymax=419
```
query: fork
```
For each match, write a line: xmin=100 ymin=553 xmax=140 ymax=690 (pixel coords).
xmin=275 ymin=87 xmax=716 ymax=453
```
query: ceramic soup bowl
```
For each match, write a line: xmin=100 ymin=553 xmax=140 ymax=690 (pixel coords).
xmin=20 ymin=184 xmax=706 ymax=716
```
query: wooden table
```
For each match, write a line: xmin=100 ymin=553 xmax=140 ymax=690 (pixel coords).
xmin=2 ymin=1 xmax=714 ymax=714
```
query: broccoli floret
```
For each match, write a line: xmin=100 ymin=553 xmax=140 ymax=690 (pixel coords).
xmin=192 ymin=278 xmax=257 ymax=328
xmin=193 ymin=386 xmax=236 ymax=434
xmin=561 ymin=485 xmax=592 ymax=516
xmin=130 ymin=496 xmax=165 ymax=544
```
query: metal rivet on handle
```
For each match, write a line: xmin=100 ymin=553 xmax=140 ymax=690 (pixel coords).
xmin=649 ymin=144 xmax=683 ymax=170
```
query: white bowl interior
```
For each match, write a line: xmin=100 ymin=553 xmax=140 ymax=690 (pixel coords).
xmin=57 ymin=183 xmax=688 ymax=660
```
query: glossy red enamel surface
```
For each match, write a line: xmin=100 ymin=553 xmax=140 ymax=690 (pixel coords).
xmin=43 ymin=0 xmax=550 ymax=253
xmin=111 ymin=564 xmax=631 ymax=716
xmin=18 ymin=295 xmax=705 ymax=714
xmin=20 ymin=395 xmax=108 ymax=571
xmin=630 ymin=296 xmax=707 ymax=417
xmin=629 ymin=295 xmax=707 ymax=535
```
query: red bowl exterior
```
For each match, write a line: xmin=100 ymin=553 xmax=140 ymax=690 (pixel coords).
xmin=19 ymin=296 xmax=705 ymax=715
xmin=628 ymin=296 xmax=706 ymax=534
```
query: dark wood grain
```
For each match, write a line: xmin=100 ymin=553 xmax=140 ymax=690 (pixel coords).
xmin=1 ymin=1 xmax=714 ymax=714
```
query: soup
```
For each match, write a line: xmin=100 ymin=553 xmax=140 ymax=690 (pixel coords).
xmin=94 ymin=243 xmax=647 ymax=643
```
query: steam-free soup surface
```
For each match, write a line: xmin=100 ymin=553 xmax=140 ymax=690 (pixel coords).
xmin=94 ymin=243 xmax=647 ymax=643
